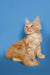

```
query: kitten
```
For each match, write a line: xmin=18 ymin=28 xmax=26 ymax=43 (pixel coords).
xmin=5 ymin=16 xmax=45 ymax=66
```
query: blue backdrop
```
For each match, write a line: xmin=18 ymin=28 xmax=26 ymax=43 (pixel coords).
xmin=0 ymin=0 xmax=50 ymax=75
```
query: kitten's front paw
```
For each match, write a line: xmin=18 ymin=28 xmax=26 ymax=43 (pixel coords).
xmin=33 ymin=59 xmax=40 ymax=66
xmin=37 ymin=54 xmax=45 ymax=59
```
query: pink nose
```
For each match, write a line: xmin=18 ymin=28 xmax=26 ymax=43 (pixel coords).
xmin=27 ymin=28 xmax=29 ymax=31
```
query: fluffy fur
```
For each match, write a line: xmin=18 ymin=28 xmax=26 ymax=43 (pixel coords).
xmin=5 ymin=16 xmax=45 ymax=66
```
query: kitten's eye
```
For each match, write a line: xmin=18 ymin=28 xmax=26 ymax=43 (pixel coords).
xmin=31 ymin=25 xmax=33 ymax=27
xmin=26 ymin=26 xmax=28 ymax=28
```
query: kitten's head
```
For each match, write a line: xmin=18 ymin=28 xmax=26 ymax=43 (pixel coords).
xmin=24 ymin=16 xmax=41 ymax=34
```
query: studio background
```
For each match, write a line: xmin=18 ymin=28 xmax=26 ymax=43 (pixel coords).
xmin=0 ymin=0 xmax=50 ymax=75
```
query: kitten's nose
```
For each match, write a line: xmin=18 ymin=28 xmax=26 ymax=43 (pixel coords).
xmin=27 ymin=28 xmax=29 ymax=31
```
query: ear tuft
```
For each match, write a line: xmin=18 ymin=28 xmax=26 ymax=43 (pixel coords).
xmin=25 ymin=18 xmax=29 ymax=23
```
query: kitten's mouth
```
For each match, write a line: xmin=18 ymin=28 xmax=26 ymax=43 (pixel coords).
xmin=27 ymin=29 xmax=32 ymax=32
xmin=25 ymin=29 xmax=33 ymax=34
xmin=25 ymin=30 xmax=33 ymax=34
xmin=27 ymin=30 xmax=33 ymax=34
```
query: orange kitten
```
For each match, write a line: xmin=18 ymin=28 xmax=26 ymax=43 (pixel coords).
xmin=5 ymin=16 xmax=45 ymax=66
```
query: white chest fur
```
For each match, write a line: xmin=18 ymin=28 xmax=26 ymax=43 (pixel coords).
xmin=27 ymin=33 xmax=42 ymax=49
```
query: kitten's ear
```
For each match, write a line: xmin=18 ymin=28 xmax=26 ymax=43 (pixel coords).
xmin=25 ymin=18 xmax=30 ymax=24
xmin=34 ymin=16 xmax=40 ymax=25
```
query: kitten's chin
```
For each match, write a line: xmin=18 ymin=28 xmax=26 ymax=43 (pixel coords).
xmin=25 ymin=31 xmax=33 ymax=34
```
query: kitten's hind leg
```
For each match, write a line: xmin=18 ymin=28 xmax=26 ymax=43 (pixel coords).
xmin=22 ymin=55 xmax=40 ymax=66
